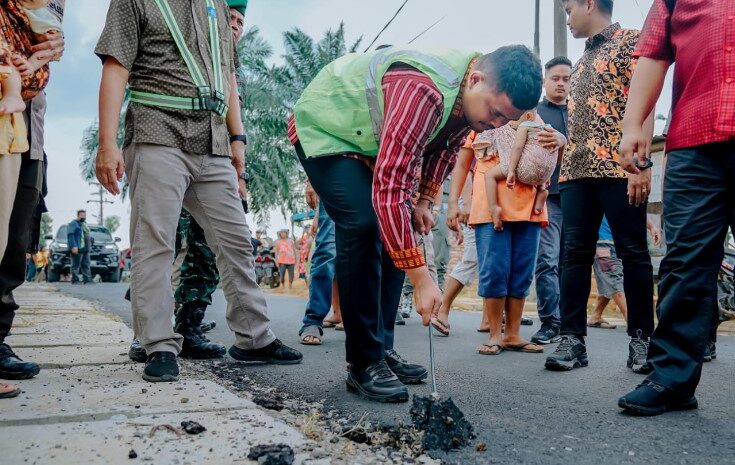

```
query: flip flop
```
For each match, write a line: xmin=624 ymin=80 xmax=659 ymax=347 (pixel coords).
xmin=478 ymin=344 xmax=503 ymax=355
xmin=502 ymin=342 xmax=544 ymax=353
xmin=587 ymin=319 xmax=617 ymax=329
xmin=431 ymin=317 xmax=450 ymax=336
xmin=323 ymin=320 xmax=341 ymax=329
xmin=477 ymin=327 xmax=490 ymax=333
xmin=0 ymin=382 xmax=20 ymax=399
xmin=335 ymin=323 xmax=345 ymax=331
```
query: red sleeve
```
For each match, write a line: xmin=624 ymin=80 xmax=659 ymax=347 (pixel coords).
xmin=372 ymin=70 xmax=443 ymax=270
xmin=419 ymin=145 xmax=456 ymax=198
xmin=634 ymin=0 xmax=674 ymax=62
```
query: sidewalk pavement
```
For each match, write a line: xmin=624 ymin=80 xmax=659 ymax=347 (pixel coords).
xmin=1 ymin=284 xmax=316 ymax=465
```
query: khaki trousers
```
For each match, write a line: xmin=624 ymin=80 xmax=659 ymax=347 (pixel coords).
xmin=124 ymin=143 xmax=274 ymax=354
xmin=0 ymin=154 xmax=21 ymax=263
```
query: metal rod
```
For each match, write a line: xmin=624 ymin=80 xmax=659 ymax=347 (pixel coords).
xmin=428 ymin=324 xmax=437 ymax=395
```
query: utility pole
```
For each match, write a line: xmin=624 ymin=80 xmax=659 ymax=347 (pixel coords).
xmin=533 ymin=0 xmax=541 ymax=57
xmin=554 ymin=0 xmax=568 ymax=57
xmin=87 ymin=182 xmax=114 ymax=226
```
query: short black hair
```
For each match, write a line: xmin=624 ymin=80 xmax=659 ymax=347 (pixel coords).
xmin=475 ymin=45 xmax=542 ymax=111
xmin=565 ymin=0 xmax=613 ymax=16
xmin=545 ymin=56 xmax=572 ymax=71
xmin=77 ymin=209 xmax=86 ymax=216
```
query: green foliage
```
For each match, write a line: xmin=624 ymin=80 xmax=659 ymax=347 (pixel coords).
xmin=39 ymin=213 xmax=53 ymax=243
xmin=105 ymin=215 xmax=121 ymax=234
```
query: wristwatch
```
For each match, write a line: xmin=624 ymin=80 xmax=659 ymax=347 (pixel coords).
xmin=229 ymin=134 xmax=247 ymax=145
xmin=239 ymin=171 xmax=250 ymax=184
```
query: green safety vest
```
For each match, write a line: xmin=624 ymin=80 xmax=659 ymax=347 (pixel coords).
xmin=293 ymin=48 xmax=480 ymax=158
xmin=129 ymin=0 xmax=228 ymax=117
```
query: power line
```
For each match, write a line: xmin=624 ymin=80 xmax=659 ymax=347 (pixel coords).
xmin=407 ymin=15 xmax=447 ymax=45
xmin=363 ymin=0 xmax=409 ymax=52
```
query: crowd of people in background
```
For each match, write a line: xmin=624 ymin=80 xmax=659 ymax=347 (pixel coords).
xmin=0 ymin=0 xmax=732 ymax=421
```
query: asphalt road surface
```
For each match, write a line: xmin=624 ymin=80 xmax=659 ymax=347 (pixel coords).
xmin=54 ymin=283 xmax=735 ymax=465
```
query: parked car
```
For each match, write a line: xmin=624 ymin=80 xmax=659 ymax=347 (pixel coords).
xmin=46 ymin=224 xmax=122 ymax=283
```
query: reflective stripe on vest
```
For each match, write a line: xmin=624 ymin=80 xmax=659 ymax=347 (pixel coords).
xmin=129 ymin=0 xmax=228 ymax=117
xmin=365 ymin=49 xmax=462 ymax=143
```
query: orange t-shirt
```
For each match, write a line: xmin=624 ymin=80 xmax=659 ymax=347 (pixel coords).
xmin=466 ymin=131 xmax=548 ymax=227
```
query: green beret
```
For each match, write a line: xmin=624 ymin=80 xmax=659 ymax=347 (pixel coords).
xmin=226 ymin=0 xmax=248 ymax=15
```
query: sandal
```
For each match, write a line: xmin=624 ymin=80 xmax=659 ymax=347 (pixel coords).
xmin=476 ymin=327 xmax=490 ymax=333
xmin=587 ymin=319 xmax=617 ymax=329
xmin=502 ymin=342 xmax=544 ymax=353
xmin=335 ymin=323 xmax=345 ymax=331
xmin=478 ymin=344 xmax=503 ymax=355
xmin=0 ymin=382 xmax=20 ymax=399
xmin=431 ymin=317 xmax=450 ymax=336
xmin=299 ymin=325 xmax=323 ymax=346
xmin=323 ymin=319 xmax=342 ymax=329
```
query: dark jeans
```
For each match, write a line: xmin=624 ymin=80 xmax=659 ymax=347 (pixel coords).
xmin=297 ymin=145 xmax=404 ymax=367
xmin=0 ymin=157 xmax=42 ymax=342
xmin=71 ymin=251 xmax=92 ymax=283
xmin=301 ymin=201 xmax=337 ymax=332
xmin=559 ymin=178 xmax=653 ymax=339
xmin=535 ymin=194 xmax=563 ymax=327
xmin=647 ymin=144 xmax=735 ymax=395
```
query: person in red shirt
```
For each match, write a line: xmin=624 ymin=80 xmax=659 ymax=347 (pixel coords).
xmin=618 ymin=0 xmax=735 ymax=416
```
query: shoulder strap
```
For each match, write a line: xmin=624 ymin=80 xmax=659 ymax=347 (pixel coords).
xmin=664 ymin=0 xmax=675 ymax=13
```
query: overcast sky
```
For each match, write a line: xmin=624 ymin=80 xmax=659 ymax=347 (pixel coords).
xmin=43 ymin=0 xmax=669 ymax=248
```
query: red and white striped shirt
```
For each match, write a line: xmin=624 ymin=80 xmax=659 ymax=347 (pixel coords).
xmin=289 ymin=66 xmax=470 ymax=269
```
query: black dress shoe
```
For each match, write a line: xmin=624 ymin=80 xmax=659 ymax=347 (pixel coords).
xmin=228 ymin=339 xmax=303 ymax=365
xmin=128 ymin=338 xmax=147 ymax=363
xmin=0 ymin=343 xmax=40 ymax=380
xmin=346 ymin=360 xmax=408 ymax=403
xmin=385 ymin=349 xmax=427 ymax=384
xmin=143 ymin=352 xmax=179 ymax=382
xmin=618 ymin=380 xmax=698 ymax=416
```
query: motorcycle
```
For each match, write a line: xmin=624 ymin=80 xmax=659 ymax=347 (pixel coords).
xmin=254 ymin=246 xmax=280 ymax=288
xmin=717 ymin=247 xmax=735 ymax=325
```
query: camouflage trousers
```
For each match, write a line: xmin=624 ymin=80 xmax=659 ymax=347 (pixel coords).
xmin=174 ymin=210 xmax=220 ymax=308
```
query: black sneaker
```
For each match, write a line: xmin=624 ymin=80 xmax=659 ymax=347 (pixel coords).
xmin=395 ymin=312 xmax=406 ymax=326
xmin=521 ymin=316 xmax=534 ymax=326
xmin=143 ymin=352 xmax=179 ymax=382
xmin=228 ymin=339 xmax=303 ymax=365
xmin=545 ymin=335 xmax=588 ymax=371
xmin=628 ymin=331 xmax=652 ymax=374
xmin=346 ymin=360 xmax=409 ymax=403
xmin=531 ymin=324 xmax=560 ymax=345
xmin=385 ymin=349 xmax=427 ymax=384
xmin=618 ymin=380 xmax=698 ymax=416
xmin=0 ymin=343 xmax=40 ymax=380
xmin=128 ymin=338 xmax=147 ymax=363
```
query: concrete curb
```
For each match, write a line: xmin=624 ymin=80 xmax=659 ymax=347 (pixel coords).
xmin=2 ymin=284 xmax=315 ymax=465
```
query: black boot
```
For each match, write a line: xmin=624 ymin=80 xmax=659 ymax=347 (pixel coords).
xmin=187 ymin=303 xmax=216 ymax=333
xmin=175 ymin=303 xmax=226 ymax=359
xmin=0 ymin=342 xmax=40 ymax=380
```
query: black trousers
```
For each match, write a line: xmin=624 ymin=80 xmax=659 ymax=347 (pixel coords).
xmin=297 ymin=145 xmax=404 ymax=368
xmin=648 ymin=144 xmax=735 ymax=395
xmin=559 ymin=178 xmax=654 ymax=339
xmin=0 ymin=157 xmax=43 ymax=342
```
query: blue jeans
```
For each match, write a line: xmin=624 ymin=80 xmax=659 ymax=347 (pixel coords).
xmin=476 ymin=222 xmax=541 ymax=298
xmin=534 ymin=195 xmax=562 ymax=327
xmin=300 ymin=202 xmax=336 ymax=332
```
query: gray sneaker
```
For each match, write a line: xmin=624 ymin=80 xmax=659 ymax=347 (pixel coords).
xmin=395 ymin=312 xmax=406 ymax=326
xmin=545 ymin=335 xmax=588 ymax=371
xmin=628 ymin=330 xmax=652 ymax=374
